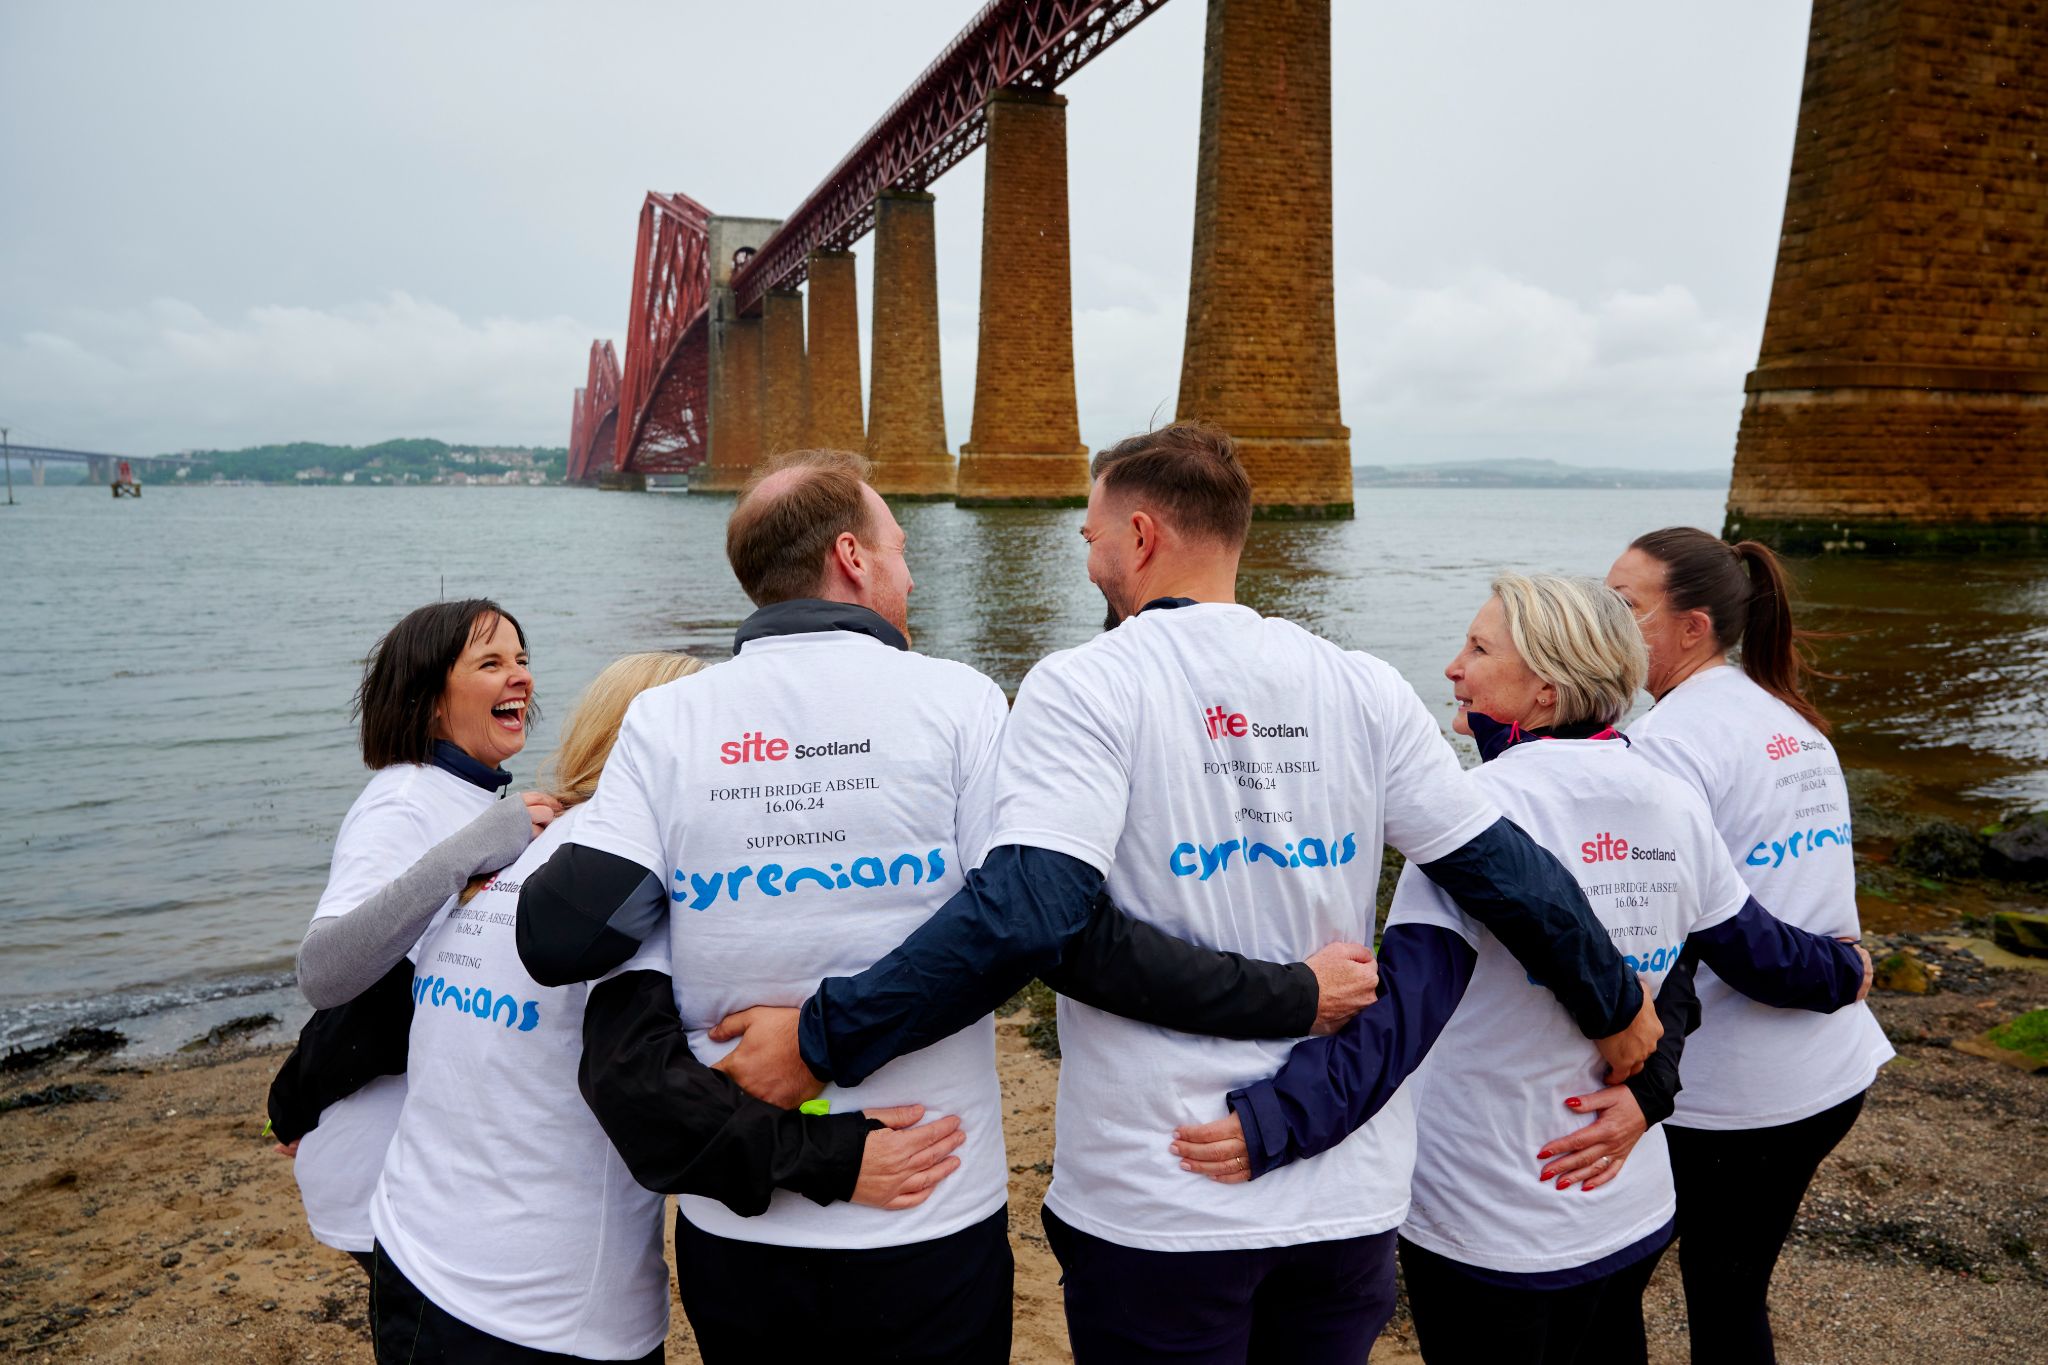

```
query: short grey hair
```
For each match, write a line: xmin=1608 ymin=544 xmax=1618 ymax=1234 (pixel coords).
xmin=1490 ymin=572 xmax=1647 ymax=728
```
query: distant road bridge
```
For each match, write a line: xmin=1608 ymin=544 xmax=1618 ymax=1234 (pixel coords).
xmin=2 ymin=445 xmax=209 ymax=487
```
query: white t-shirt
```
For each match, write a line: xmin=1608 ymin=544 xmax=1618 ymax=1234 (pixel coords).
xmin=370 ymin=806 xmax=669 ymax=1359
xmin=575 ymin=630 xmax=1011 ymax=1249
xmin=1393 ymin=739 xmax=1748 ymax=1273
xmin=989 ymin=603 xmax=1498 ymax=1253
xmin=1627 ymin=665 xmax=1893 ymax=1129
xmin=295 ymin=762 xmax=495 ymax=1253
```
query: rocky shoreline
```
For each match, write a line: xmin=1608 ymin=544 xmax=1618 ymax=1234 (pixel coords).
xmin=0 ymin=952 xmax=2041 ymax=1363
xmin=3 ymin=776 xmax=2043 ymax=1362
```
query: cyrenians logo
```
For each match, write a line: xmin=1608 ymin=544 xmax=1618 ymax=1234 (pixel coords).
xmin=1765 ymin=733 xmax=1826 ymax=761
xmin=1169 ymin=832 xmax=1358 ymax=880
xmin=1746 ymin=822 xmax=1851 ymax=869
xmin=1580 ymin=833 xmax=1677 ymax=865
xmin=719 ymin=731 xmax=873 ymax=765
xmin=411 ymin=974 xmax=541 ymax=1032
xmin=673 ymin=847 xmax=947 ymax=910
xmin=1203 ymin=705 xmax=1309 ymax=740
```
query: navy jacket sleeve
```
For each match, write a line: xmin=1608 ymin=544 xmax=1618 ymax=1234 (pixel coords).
xmin=1623 ymin=950 xmax=1702 ymax=1126
xmin=800 ymin=846 xmax=1319 ymax=1087
xmin=580 ymin=970 xmax=875 ymax=1213
xmin=1043 ymin=892 xmax=1319 ymax=1040
xmin=1228 ymin=923 xmax=1476 ymax=1177
xmin=1689 ymin=897 xmax=1865 ymax=1013
xmin=1417 ymin=817 xmax=1643 ymax=1037
xmin=517 ymin=842 xmax=668 ymax=987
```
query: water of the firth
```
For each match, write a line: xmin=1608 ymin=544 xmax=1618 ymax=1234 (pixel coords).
xmin=3 ymin=485 xmax=2045 ymax=1053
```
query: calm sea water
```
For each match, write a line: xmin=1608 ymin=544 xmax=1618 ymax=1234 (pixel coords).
xmin=3 ymin=484 xmax=2044 ymax=1051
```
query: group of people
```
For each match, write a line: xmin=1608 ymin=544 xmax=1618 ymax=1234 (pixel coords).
xmin=266 ymin=424 xmax=1890 ymax=1365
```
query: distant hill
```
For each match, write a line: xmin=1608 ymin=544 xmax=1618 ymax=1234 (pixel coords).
xmin=151 ymin=438 xmax=568 ymax=486
xmin=1353 ymin=458 xmax=1726 ymax=490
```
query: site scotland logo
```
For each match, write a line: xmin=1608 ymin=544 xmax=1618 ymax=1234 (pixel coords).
xmin=719 ymin=730 xmax=872 ymax=765
xmin=1580 ymin=832 xmax=1677 ymax=865
xmin=1765 ymin=732 xmax=1826 ymax=761
xmin=1202 ymin=705 xmax=1310 ymax=740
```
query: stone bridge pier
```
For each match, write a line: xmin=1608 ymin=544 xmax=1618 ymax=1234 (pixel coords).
xmin=1726 ymin=0 xmax=2048 ymax=552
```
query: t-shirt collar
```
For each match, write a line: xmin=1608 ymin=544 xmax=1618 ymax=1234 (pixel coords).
xmin=1137 ymin=596 xmax=1200 ymax=613
xmin=430 ymin=738 xmax=513 ymax=793
xmin=1467 ymin=712 xmax=1628 ymax=764
xmin=733 ymin=598 xmax=909 ymax=654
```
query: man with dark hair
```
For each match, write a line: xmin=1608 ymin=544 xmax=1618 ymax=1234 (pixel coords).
xmin=515 ymin=448 xmax=1381 ymax=1362
xmin=712 ymin=424 xmax=1662 ymax=1363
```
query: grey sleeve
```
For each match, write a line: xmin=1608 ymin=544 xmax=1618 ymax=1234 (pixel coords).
xmin=297 ymin=798 xmax=534 ymax=1008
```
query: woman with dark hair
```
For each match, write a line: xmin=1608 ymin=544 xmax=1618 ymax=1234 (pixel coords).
xmin=279 ymin=599 xmax=561 ymax=1273
xmin=1605 ymin=529 xmax=1892 ymax=1363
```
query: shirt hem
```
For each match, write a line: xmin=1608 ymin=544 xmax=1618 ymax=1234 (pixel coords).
xmin=1395 ymin=805 xmax=1499 ymax=868
xmin=373 ymin=1221 xmax=667 ymax=1359
xmin=984 ymin=828 xmax=1113 ymax=877
xmin=1041 ymin=1189 xmax=1408 ymax=1253
xmin=304 ymin=1221 xmax=373 ymax=1254
xmin=1398 ymin=1200 xmax=1676 ymax=1275
xmin=674 ymin=1185 xmax=1008 ymax=1252
xmin=1667 ymin=1054 xmax=1886 ymax=1130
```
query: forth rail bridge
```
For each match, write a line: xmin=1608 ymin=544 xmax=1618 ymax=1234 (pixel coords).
xmin=568 ymin=0 xmax=2047 ymax=550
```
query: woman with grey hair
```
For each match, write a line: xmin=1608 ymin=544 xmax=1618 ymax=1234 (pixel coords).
xmin=1172 ymin=573 xmax=1870 ymax=1364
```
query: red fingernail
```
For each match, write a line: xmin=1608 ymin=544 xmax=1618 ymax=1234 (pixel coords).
xmin=1540 ymin=1170 xmax=1554 ymax=1181
xmin=1537 ymin=1149 xmax=1553 ymax=1159
xmin=1565 ymin=1097 xmax=1582 ymax=1109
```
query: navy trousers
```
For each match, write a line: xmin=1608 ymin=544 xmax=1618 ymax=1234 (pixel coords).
xmin=1042 ymin=1204 xmax=1398 ymax=1364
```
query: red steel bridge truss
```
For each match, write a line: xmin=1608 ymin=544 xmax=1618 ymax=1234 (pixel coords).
xmin=576 ymin=0 xmax=1175 ymax=479
xmin=566 ymin=339 xmax=620 ymax=483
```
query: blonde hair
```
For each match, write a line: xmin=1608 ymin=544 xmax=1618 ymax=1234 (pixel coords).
xmin=543 ymin=651 xmax=705 ymax=807
xmin=1490 ymin=573 xmax=1646 ymax=728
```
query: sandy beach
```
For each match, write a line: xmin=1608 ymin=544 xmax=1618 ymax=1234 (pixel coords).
xmin=3 ymin=946 xmax=2043 ymax=1364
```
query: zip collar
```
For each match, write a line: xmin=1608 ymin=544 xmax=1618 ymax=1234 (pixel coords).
xmin=430 ymin=739 xmax=513 ymax=794
xmin=1467 ymin=712 xmax=1627 ymax=764
xmin=734 ymin=599 xmax=909 ymax=654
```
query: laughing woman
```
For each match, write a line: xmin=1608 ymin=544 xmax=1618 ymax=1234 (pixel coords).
xmin=278 ymin=600 xmax=559 ymax=1271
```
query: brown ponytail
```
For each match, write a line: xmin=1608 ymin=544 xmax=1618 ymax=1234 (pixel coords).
xmin=1628 ymin=527 xmax=1831 ymax=732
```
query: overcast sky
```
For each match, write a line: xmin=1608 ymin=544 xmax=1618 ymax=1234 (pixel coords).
xmin=0 ymin=1 xmax=1812 ymax=468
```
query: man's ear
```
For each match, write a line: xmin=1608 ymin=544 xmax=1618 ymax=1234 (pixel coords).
xmin=1130 ymin=508 xmax=1160 ymax=570
xmin=830 ymin=530 xmax=865 ymax=587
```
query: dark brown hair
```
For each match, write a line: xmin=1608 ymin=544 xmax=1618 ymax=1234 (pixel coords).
xmin=726 ymin=449 xmax=879 ymax=606
xmin=1629 ymin=526 xmax=1829 ymax=731
xmin=355 ymin=599 xmax=528 ymax=768
xmin=1089 ymin=423 xmax=1253 ymax=547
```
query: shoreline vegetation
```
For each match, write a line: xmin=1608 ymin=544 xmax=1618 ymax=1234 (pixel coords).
xmin=3 ymin=768 xmax=2043 ymax=1362
xmin=23 ymin=445 xmax=1727 ymax=490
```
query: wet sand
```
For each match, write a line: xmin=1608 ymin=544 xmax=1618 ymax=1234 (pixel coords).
xmin=4 ymin=958 xmax=2044 ymax=1364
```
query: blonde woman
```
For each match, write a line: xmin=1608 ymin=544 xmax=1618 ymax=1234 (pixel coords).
xmin=1174 ymin=575 xmax=1869 ymax=1364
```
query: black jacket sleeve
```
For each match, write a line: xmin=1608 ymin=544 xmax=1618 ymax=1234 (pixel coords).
xmin=1622 ymin=949 xmax=1702 ymax=1126
xmin=1689 ymin=897 xmax=1866 ymax=1013
xmin=1228 ymin=923 xmax=1476 ymax=1176
xmin=800 ymin=845 xmax=1320 ymax=1087
xmin=517 ymin=842 xmax=668 ymax=987
xmin=579 ymin=970 xmax=876 ymax=1214
xmin=1041 ymin=891 xmax=1319 ymax=1040
xmin=266 ymin=957 xmax=414 ymax=1145
xmin=1416 ymin=817 xmax=1643 ymax=1037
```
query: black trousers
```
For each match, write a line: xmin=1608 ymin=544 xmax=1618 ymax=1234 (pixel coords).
xmin=674 ymin=1205 xmax=1013 ymax=1365
xmin=1399 ymin=1235 xmax=1665 ymax=1365
xmin=370 ymin=1242 xmax=664 ymax=1364
xmin=1666 ymin=1089 xmax=1867 ymax=1364
xmin=1042 ymin=1204 xmax=1398 ymax=1364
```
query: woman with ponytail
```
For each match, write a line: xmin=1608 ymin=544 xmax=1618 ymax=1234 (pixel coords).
xmin=1605 ymin=529 xmax=1892 ymax=1363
